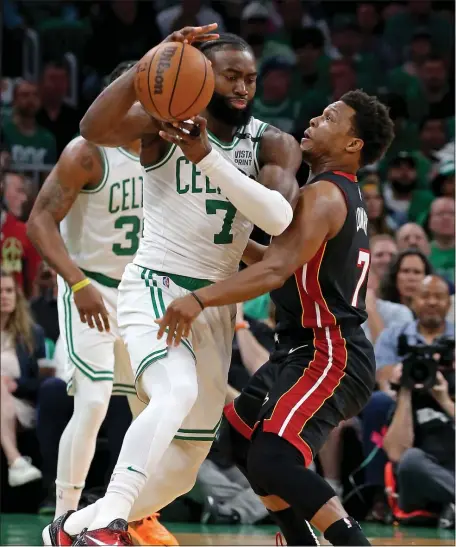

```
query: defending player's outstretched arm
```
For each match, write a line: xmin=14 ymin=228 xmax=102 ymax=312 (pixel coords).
xmin=79 ymin=25 xmax=219 ymax=147
xmin=156 ymin=179 xmax=348 ymax=346
xmin=27 ymin=137 xmax=110 ymax=332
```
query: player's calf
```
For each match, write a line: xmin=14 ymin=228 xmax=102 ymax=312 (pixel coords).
xmin=247 ymin=430 xmax=371 ymax=546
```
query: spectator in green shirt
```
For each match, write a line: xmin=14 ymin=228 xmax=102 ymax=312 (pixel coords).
xmin=428 ymin=197 xmax=455 ymax=284
xmin=383 ymin=0 xmax=453 ymax=62
xmin=2 ymin=80 xmax=57 ymax=176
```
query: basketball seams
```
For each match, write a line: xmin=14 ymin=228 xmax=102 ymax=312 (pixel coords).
xmin=168 ymin=42 xmax=186 ymax=120
xmin=172 ymin=51 xmax=209 ymax=120
xmin=146 ymin=46 xmax=166 ymax=121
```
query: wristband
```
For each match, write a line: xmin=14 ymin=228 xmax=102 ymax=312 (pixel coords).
xmin=235 ymin=321 xmax=250 ymax=333
xmin=190 ymin=291 xmax=205 ymax=311
xmin=71 ymin=278 xmax=91 ymax=293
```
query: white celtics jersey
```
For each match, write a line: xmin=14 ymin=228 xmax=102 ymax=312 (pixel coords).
xmin=61 ymin=140 xmax=143 ymax=283
xmin=134 ymin=117 xmax=269 ymax=281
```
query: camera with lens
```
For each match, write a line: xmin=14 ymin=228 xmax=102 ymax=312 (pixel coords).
xmin=397 ymin=334 xmax=455 ymax=391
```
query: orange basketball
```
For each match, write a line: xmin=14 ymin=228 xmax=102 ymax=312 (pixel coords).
xmin=134 ymin=42 xmax=214 ymax=122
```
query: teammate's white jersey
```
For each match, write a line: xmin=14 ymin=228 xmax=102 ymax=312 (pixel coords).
xmin=134 ymin=117 xmax=269 ymax=281
xmin=61 ymin=139 xmax=143 ymax=282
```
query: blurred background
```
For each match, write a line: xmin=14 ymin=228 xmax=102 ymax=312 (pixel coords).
xmin=1 ymin=0 xmax=455 ymax=536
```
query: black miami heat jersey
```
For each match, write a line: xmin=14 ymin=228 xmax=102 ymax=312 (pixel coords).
xmin=272 ymin=171 xmax=370 ymax=334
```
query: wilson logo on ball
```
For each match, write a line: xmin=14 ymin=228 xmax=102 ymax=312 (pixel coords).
xmin=154 ymin=46 xmax=178 ymax=95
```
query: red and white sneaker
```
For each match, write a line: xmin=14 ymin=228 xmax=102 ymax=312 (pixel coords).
xmin=73 ymin=519 xmax=133 ymax=546
xmin=42 ymin=511 xmax=75 ymax=546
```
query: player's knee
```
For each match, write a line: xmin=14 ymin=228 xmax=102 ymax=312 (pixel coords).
xmin=75 ymin=381 xmax=111 ymax=422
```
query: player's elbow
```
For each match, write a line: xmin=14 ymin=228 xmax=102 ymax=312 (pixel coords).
xmin=264 ymin=260 xmax=290 ymax=290
xmin=79 ymin=116 xmax=104 ymax=144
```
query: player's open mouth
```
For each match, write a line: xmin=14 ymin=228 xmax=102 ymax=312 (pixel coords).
xmin=229 ymin=99 xmax=248 ymax=109
xmin=302 ymin=129 xmax=311 ymax=140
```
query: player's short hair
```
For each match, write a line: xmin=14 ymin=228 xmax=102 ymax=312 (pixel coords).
xmin=340 ymin=89 xmax=395 ymax=167
xmin=197 ymin=33 xmax=253 ymax=59
xmin=107 ymin=60 xmax=138 ymax=85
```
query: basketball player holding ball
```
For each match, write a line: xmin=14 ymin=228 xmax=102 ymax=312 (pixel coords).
xmin=44 ymin=24 xmax=303 ymax=545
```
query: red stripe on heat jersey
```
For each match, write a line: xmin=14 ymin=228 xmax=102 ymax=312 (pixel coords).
xmin=333 ymin=171 xmax=357 ymax=183
xmin=294 ymin=243 xmax=337 ymax=328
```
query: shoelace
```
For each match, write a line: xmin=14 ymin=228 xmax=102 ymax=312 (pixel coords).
xmin=276 ymin=532 xmax=285 ymax=546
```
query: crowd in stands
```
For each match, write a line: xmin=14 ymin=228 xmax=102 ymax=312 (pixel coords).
xmin=1 ymin=0 xmax=455 ymax=529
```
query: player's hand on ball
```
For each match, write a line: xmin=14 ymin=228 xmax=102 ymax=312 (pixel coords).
xmin=74 ymin=284 xmax=110 ymax=332
xmin=164 ymin=23 xmax=219 ymax=45
xmin=155 ymin=295 xmax=203 ymax=347
xmin=159 ymin=116 xmax=211 ymax=164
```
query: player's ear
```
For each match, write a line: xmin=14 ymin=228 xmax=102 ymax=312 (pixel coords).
xmin=346 ymin=137 xmax=363 ymax=155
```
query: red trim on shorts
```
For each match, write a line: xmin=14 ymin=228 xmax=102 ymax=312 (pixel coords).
xmin=333 ymin=171 xmax=357 ymax=183
xmin=224 ymin=402 xmax=253 ymax=440
xmin=263 ymin=326 xmax=348 ymax=466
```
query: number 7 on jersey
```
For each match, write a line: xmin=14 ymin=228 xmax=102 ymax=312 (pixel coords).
xmin=351 ymin=249 xmax=370 ymax=307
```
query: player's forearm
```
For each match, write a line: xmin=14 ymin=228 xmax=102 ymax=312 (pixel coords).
xmin=242 ymin=240 xmax=268 ymax=265
xmin=80 ymin=67 xmax=137 ymax=143
xmin=383 ymin=389 xmax=414 ymax=462
xmin=197 ymin=150 xmax=293 ymax=236
xmin=236 ymin=328 xmax=270 ymax=375
xmin=27 ymin=214 xmax=85 ymax=287
xmin=197 ymin=259 xmax=285 ymax=309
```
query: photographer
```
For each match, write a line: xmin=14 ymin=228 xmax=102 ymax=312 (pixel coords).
xmin=378 ymin=276 xmax=455 ymax=525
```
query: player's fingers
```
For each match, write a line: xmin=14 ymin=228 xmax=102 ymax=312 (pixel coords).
xmin=166 ymin=316 xmax=178 ymax=346
xmin=184 ymin=23 xmax=218 ymax=37
xmin=172 ymin=120 xmax=194 ymax=133
xmin=190 ymin=33 xmax=219 ymax=43
xmin=86 ymin=313 xmax=95 ymax=330
xmin=101 ymin=311 xmax=110 ymax=332
xmin=158 ymin=131 xmax=179 ymax=145
xmin=173 ymin=321 xmax=187 ymax=347
xmin=94 ymin=313 xmax=104 ymax=333
xmin=156 ymin=318 xmax=167 ymax=340
xmin=183 ymin=323 xmax=192 ymax=340
xmin=79 ymin=311 xmax=87 ymax=324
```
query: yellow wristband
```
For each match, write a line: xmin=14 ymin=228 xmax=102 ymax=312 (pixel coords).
xmin=71 ymin=278 xmax=91 ymax=293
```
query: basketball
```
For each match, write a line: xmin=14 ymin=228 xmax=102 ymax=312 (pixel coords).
xmin=134 ymin=42 xmax=214 ymax=122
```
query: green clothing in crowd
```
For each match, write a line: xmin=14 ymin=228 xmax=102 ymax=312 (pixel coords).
xmin=429 ymin=243 xmax=455 ymax=284
xmin=2 ymin=118 xmax=57 ymax=167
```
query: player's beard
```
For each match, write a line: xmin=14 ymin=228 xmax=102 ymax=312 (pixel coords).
xmin=206 ymin=91 xmax=253 ymax=128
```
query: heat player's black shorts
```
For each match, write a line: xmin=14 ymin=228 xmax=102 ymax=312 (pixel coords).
xmin=224 ymin=325 xmax=375 ymax=467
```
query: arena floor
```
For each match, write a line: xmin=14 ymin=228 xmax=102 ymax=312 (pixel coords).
xmin=1 ymin=515 xmax=455 ymax=546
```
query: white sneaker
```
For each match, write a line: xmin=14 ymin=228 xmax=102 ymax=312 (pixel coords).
xmin=8 ymin=456 xmax=42 ymax=487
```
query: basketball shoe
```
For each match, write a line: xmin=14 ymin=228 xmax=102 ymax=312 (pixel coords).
xmin=42 ymin=511 xmax=74 ymax=546
xmin=73 ymin=519 xmax=132 ymax=546
xmin=129 ymin=514 xmax=179 ymax=545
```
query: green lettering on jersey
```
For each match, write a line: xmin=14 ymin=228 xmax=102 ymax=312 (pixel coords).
xmin=112 ymin=215 xmax=142 ymax=256
xmin=108 ymin=182 xmax=121 ymax=213
xmin=131 ymin=176 xmax=143 ymax=209
xmin=206 ymin=199 xmax=236 ymax=244
xmin=121 ymin=179 xmax=130 ymax=211
xmin=205 ymin=176 xmax=217 ymax=194
xmin=191 ymin=164 xmax=203 ymax=193
xmin=176 ymin=157 xmax=190 ymax=194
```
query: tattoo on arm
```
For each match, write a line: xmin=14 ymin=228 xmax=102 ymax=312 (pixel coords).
xmin=80 ymin=153 xmax=94 ymax=171
xmin=36 ymin=178 xmax=79 ymax=220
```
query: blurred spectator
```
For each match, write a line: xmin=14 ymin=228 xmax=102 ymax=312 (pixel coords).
xmin=370 ymin=234 xmax=398 ymax=282
xmin=2 ymin=80 xmax=57 ymax=172
xmin=253 ymin=58 xmax=300 ymax=133
xmin=83 ymin=1 xmax=161 ymax=83
xmin=1 ymin=198 xmax=42 ymax=297
xmin=395 ymin=222 xmax=431 ymax=256
xmin=375 ymin=273 xmax=453 ymax=387
xmin=363 ymin=282 xmax=413 ymax=344
xmin=431 ymin=160 xmax=455 ymax=199
xmin=157 ymin=0 xmax=225 ymax=38
xmin=30 ymin=262 xmax=59 ymax=344
xmin=356 ymin=2 xmax=396 ymax=70
xmin=239 ymin=2 xmax=271 ymax=61
xmin=415 ymin=56 xmax=454 ymax=122
xmin=1 ymin=269 xmax=45 ymax=487
xmin=36 ymin=61 xmax=80 ymax=158
xmin=361 ymin=181 xmax=395 ymax=237
xmin=383 ymin=0 xmax=453 ymax=62
xmin=379 ymin=249 xmax=433 ymax=308
xmin=2 ymin=172 xmax=28 ymax=220
xmin=428 ymin=197 xmax=455 ymax=284
xmin=419 ymin=117 xmax=448 ymax=164
xmin=269 ymin=0 xmax=331 ymax=52
xmin=290 ymin=27 xmax=330 ymax=95
xmin=380 ymin=277 xmax=454 ymax=525
xmin=382 ymin=152 xmax=433 ymax=228
xmin=329 ymin=17 xmax=380 ymax=94
xmin=0 ymin=146 xmax=12 ymax=172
